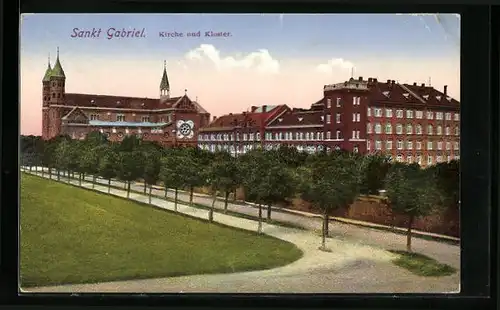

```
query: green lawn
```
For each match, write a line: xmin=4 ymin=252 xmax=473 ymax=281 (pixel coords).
xmin=20 ymin=173 xmax=303 ymax=287
xmin=390 ymin=250 xmax=456 ymax=277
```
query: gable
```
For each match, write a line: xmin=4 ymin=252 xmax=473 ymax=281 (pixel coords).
xmin=62 ymin=107 xmax=89 ymax=124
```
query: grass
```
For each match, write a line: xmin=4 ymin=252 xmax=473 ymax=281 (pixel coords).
xmin=389 ymin=250 xmax=457 ymax=277
xmin=20 ymin=173 xmax=303 ymax=287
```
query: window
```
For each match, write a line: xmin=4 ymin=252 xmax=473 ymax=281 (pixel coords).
xmin=356 ymin=97 xmax=361 ymax=105
xmin=414 ymin=125 xmax=422 ymax=135
xmin=417 ymin=155 xmax=422 ymax=165
xmin=353 ymin=146 xmax=359 ymax=153
xmin=90 ymin=114 xmax=99 ymax=121
xmin=397 ymin=140 xmax=404 ymax=150
xmin=427 ymin=141 xmax=433 ymax=150
xmin=52 ymin=93 xmax=55 ymax=98
xmin=454 ymin=113 xmax=460 ymax=121
xmin=416 ymin=141 xmax=422 ymax=150
xmin=352 ymin=97 xmax=357 ymax=106
xmin=386 ymin=140 xmax=393 ymax=150
xmin=396 ymin=110 xmax=404 ymax=118
xmin=356 ymin=113 xmax=361 ymax=122
xmin=367 ymin=123 xmax=372 ymax=134
xmin=116 ymin=114 xmax=125 ymax=122
xmin=416 ymin=111 xmax=423 ymax=119
xmin=455 ymin=126 xmax=460 ymax=135
xmin=375 ymin=140 xmax=382 ymax=150
xmin=406 ymin=124 xmax=413 ymax=135
xmin=437 ymin=155 xmax=443 ymax=163
xmin=336 ymin=130 xmax=342 ymax=139
xmin=436 ymin=112 xmax=443 ymax=120
xmin=336 ymin=113 xmax=341 ymax=123
xmin=396 ymin=154 xmax=403 ymax=162
xmin=454 ymin=142 xmax=459 ymax=150
xmin=446 ymin=142 xmax=451 ymax=150
xmin=375 ymin=123 xmax=382 ymax=134
xmin=256 ymin=132 xmax=261 ymax=140
xmin=385 ymin=109 xmax=393 ymax=118
xmin=445 ymin=113 xmax=452 ymax=120
xmin=327 ymin=131 xmax=331 ymax=139
xmin=437 ymin=126 xmax=443 ymax=135
xmin=367 ymin=107 xmax=371 ymax=117
xmin=356 ymin=131 xmax=360 ymax=139
xmin=426 ymin=111 xmax=434 ymax=120
xmin=427 ymin=125 xmax=433 ymax=135
xmin=407 ymin=141 xmax=413 ymax=150
xmin=396 ymin=124 xmax=403 ymax=134
xmin=305 ymin=133 xmax=309 ymax=140
xmin=336 ymin=97 xmax=341 ymax=107
xmin=316 ymin=132 xmax=321 ymax=140
xmin=407 ymin=155 xmax=413 ymax=163
xmin=385 ymin=123 xmax=392 ymax=134
xmin=326 ymin=114 xmax=331 ymax=124
xmin=327 ymin=98 xmax=332 ymax=108
xmin=352 ymin=130 xmax=356 ymax=139
xmin=352 ymin=113 xmax=356 ymax=122
xmin=141 ymin=116 xmax=150 ymax=122
xmin=406 ymin=110 xmax=414 ymax=118
xmin=445 ymin=126 xmax=451 ymax=136
xmin=367 ymin=140 xmax=371 ymax=150
xmin=374 ymin=108 xmax=383 ymax=117
xmin=427 ymin=156 xmax=433 ymax=165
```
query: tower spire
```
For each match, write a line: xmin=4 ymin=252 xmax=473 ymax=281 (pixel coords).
xmin=160 ymin=60 xmax=170 ymax=98
xmin=42 ymin=52 xmax=53 ymax=82
xmin=51 ymin=47 xmax=66 ymax=78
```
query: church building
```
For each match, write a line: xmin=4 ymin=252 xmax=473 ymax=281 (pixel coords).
xmin=41 ymin=48 xmax=211 ymax=147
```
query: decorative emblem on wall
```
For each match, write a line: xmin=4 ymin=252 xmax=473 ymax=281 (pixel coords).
xmin=176 ymin=120 xmax=195 ymax=139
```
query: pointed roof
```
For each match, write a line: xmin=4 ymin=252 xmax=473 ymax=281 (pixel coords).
xmin=42 ymin=55 xmax=52 ymax=82
xmin=160 ymin=60 xmax=170 ymax=91
xmin=51 ymin=47 xmax=66 ymax=78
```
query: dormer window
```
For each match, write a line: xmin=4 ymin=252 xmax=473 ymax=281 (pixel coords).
xmin=278 ymin=118 xmax=283 ymax=122
xmin=90 ymin=99 xmax=96 ymax=105
xmin=403 ymin=93 xmax=409 ymax=99
xmin=446 ymin=96 xmax=452 ymax=101
xmin=320 ymin=115 xmax=324 ymax=121
xmin=423 ymin=95 xmax=429 ymax=100
xmin=382 ymin=91 xmax=390 ymax=97
xmin=436 ymin=95 xmax=442 ymax=101
xmin=298 ymin=117 xmax=303 ymax=122
xmin=116 ymin=101 xmax=121 ymax=105
xmin=141 ymin=102 xmax=145 ymax=107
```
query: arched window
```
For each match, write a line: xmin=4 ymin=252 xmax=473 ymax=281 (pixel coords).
xmin=385 ymin=123 xmax=392 ymax=134
xmin=367 ymin=123 xmax=372 ymax=133
xmin=52 ymin=93 xmax=55 ymax=98
xmin=427 ymin=125 xmax=433 ymax=135
xmin=374 ymin=123 xmax=382 ymax=134
xmin=396 ymin=154 xmax=404 ymax=162
xmin=416 ymin=124 xmax=422 ymax=134
xmin=437 ymin=125 xmax=442 ymax=135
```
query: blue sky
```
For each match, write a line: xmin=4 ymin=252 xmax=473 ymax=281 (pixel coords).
xmin=21 ymin=14 xmax=459 ymax=59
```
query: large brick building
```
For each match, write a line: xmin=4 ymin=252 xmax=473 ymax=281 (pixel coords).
xmin=41 ymin=49 xmax=210 ymax=147
xmin=198 ymin=77 xmax=460 ymax=167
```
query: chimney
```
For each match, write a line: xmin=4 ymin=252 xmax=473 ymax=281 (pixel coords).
xmin=386 ymin=79 xmax=391 ymax=84
xmin=392 ymin=80 xmax=395 ymax=84
xmin=444 ymin=85 xmax=448 ymax=96
xmin=373 ymin=78 xmax=378 ymax=83
xmin=358 ymin=76 xmax=363 ymax=81
xmin=413 ymin=82 xmax=417 ymax=86
xmin=251 ymin=106 xmax=257 ymax=112
xmin=262 ymin=105 xmax=267 ymax=113
xmin=212 ymin=116 xmax=217 ymax=122
xmin=421 ymin=83 xmax=425 ymax=87
xmin=368 ymin=78 xmax=372 ymax=83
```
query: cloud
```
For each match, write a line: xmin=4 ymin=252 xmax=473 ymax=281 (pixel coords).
xmin=315 ymin=58 xmax=355 ymax=73
xmin=184 ymin=44 xmax=280 ymax=74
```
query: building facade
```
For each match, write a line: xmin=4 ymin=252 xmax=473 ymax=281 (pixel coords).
xmin=41 ymin=49 xmax=210 ymax=147
xmin=198 ymin=77 xmax=460 ymax=167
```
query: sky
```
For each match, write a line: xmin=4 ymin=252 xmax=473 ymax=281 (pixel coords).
xmin=20 ymin=13 xmax=460 ymax=135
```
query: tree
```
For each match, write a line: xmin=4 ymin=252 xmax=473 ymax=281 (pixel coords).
xmin=115 ymin=151 xmax=144 ymax=198
xmin=117 ymin=135 xmax=142 ymax=152
xmin=384 ymin=163 xmax=439 ymax=252
xmin=299 ymin=152 xmax=366 ymax=251
xmin=80 ymin=144 xmax=106 ymax=188
xmin=428 ymin=160 xmax=460 ymax=209
xmin=360 ymin=152 xmax=391 ymax=195
xmin=98 ymin=145 xmax=118 ymax=193
xmin=177 ymin=149 xmax=206 ymax=206
xmin=142 ymin=148 xmax=162 ymax=205
xmin=160 ymin=152 xmax=186 ymax=211
xmin=206 ymin=152 xmax=240 ymax=221
xmin=54 ymin=140 xmax=73 ymax=182
xmin=274 ymin=145 xmax=309 ymax=168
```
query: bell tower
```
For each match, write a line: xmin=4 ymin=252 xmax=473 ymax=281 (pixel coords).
xmin=47 ymin=47 xmax=66 ymax=139
xmin=41 ymin=54 xmax=52 ymax=139
xmin=160 ymin=60 xmax=170 ymax=102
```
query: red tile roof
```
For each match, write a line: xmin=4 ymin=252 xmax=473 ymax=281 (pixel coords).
xmin=401 ymin=84 xmax=460 ymax=108
xmin=267 ymin=110 xmax=323 ymax=127
xmin=64 ymin=93 xmax=182 ymax=109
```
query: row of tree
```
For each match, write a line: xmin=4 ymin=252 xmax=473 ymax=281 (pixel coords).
xmin=21 ymin=133 xmax=459 ymax=252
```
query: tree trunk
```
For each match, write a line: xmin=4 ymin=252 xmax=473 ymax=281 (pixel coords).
xmin=143 ymin=182 xmax=147 ymax=194
xmin=189 ymin=186 xmax=194 ymax=205
xmin=57 ymin=170 xmax=60 ymax=181
xmin=209 ymin=191 xmax=216 ymax=222
xmin=174 ymin=188 xmax=178 ymax=211
xmin=257 ymin=204 xmax=263 ymax=234
xmin=68 ymin=170 xmax=71 ymax=183
xmin=233 ymin=191 xmax=237 ymax=201
xmin=79 ymin=173 xmax=82 ymax=186
xmin=321 ymin=211 xmax=327 ymax=250
xmin=108 ymin=179 xmax=111 ymax=193
xmin=92 ymin=175 xmax=96 ymax=189
xmin=149 ymin=185 xmax=152 ymax=204
xmin=49 ymin=168 xmax=52 ymax=179
xmin=127 ymin=181 xmax=131 ymax=198
xmin=29 ymin=165 xmax=32 ymax=172
xmin=124 ymin=181 xmax=127 ymax=189
xmin=164 ymin=186 xmax=168 ymax=199
xmin=41 ymin=167 xmax=45 ymax=177
xmin=224 ymin=191 xmax=229 ymax=213
xmin=406 ymin=214 xmax=415 ymax=252
xmin=267 ymin=205 xmax=272 ymax=222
